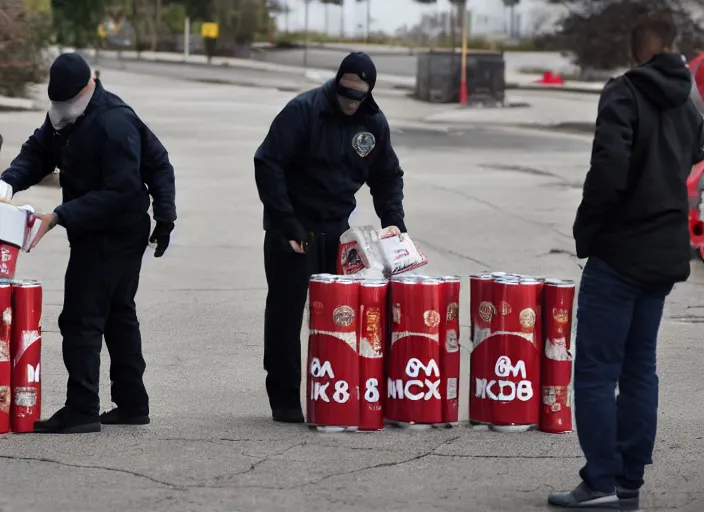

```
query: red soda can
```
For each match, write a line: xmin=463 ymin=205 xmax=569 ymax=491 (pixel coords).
xmin=384 ymin=276 xmax=414 ymax=424
xmin=386 ymin=276 xmax=442 ymax=430
xmin=439 ymin=275 xmax=461 ymax=426
xmin=487 ymin=278 xmax=541 ymax=432
xmin=358 ymin=279 xmax=388 ymax=431
xmin=0 ymin=281 xmax=12 ymax=434
xmin=11 ymin=280 xmax=42 ymax=433
xmin=0 ymin=244 xmax=19 ymax=280
xmin=519 ymin=277 xmax=544 ymax=359
xmin=540 ymin=279 xmax=576 ymax=434
xmin=306 ymin=275 xmax=360 ymax=432
xmin=469 ymin=272 xmax=495 ymax=425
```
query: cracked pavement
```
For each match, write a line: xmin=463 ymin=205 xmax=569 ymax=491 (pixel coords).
xmin=0 ymin=70 xmax=703 ymax=512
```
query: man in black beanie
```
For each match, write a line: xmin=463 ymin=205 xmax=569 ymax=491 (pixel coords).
xmin=0 ymin=52 xmax=177 ymax=433
xmin=254 ymin=51 xmax=407 ymax=423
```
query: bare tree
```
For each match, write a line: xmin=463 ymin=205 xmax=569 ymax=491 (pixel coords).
xmin=547 ymin=0 xmax=704 ymax=70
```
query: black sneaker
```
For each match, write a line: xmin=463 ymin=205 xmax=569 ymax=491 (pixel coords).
xmin=33 ymin=407 xmax=101 ymax=434
xmin=99 ymin=408 xmax=150 ymax=425
xmin=272 ymin=407 xmax=304 ymax=424
xmin=548 ymin=482 xmax=620 ymax=508
xmin=616 ymin=485 xmax=640 ymax=510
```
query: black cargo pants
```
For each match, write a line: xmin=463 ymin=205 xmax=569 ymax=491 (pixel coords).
xmin=60 ymin=215 xmax=151 ymax=418
xmin=263 ymin=229 xmax=341 ymax=411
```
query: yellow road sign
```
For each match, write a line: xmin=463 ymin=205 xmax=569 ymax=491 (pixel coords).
xmin=201 ymin=22 xmax=219 ymax=39
xmin=23 ymin=0 xmax=51 ymax=14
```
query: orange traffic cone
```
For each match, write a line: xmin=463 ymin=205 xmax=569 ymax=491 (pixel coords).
xmin=535 ymin=71 xmax=564 ymax=85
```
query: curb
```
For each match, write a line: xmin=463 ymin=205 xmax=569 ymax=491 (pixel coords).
xmin=190 ymin=77 xmax=313 ymax=93
xmin=404 ymin=117 xmax=596 ymax=136
xmin=0 ymin=94 xmax=42 ymax=112
xmin=81 ymin=50 xmax=417 ymax=91
xmin=89 ymin=52 xmax=315 ymax=76
xmin=533 ymin=122 xmax=596 ymax=134
xmin=90 ymin=54 xmax=413 ymax=96
xmin=507 ymin=83 xmax=603 ymax=94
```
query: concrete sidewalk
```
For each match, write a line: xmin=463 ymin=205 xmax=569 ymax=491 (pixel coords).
xmin=419 ymin=90 xmax=599 ymax=132
xmin=70 ymin=48 xmax=417 ymax=91
xmin=508 ymin=73 xmax=606 ymax=94
xmin=54 ymin=46 xmax=606 ymax=95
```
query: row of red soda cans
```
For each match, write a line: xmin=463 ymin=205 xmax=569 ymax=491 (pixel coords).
xmin=471 ymin=271 xmax=576 ymax=287
xmin=0 ymin=278 xmax=44 ymax=435
xmin=312 ymin=272 xmax=572 ymax=285
xmin=307 ymin=272 xmax=461 ymax=432
xmin=311 ymin=273 xmax=462 ymax=284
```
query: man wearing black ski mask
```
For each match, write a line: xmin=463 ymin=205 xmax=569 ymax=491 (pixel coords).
xmin=254 ymin=52 xmax=406 ymax=423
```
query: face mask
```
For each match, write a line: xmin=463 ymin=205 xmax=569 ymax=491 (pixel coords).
xmin=336 ymin=83 xmax=368 ymax=102
xmin=48 ymin=86 xmax=94 ymax=130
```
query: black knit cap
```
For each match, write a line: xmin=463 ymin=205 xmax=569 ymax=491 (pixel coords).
xmin=335 ymin=52 xmax=377 ymax=91
xmin=47 ymin=53 xmax=92 ymax=102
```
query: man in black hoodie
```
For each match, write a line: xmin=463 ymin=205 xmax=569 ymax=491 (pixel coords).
xmin=0 ymin=53 xmax=177 ymax=434
xmin=254 ymin=52 xmax=406 ymax=423
xmin=548 ymin=15 xmax=704 ymax=509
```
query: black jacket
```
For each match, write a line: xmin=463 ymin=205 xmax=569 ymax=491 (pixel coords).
xmin=1 ymin=80 xmax=176 ymax=240
xmin=254 ymin=79 xmax=406 ymax=236
xmin=573 ymin=53 xmax=704 ymax=287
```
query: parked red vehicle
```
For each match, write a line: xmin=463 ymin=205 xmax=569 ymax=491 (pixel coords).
xmin=688 ymin=162 xmax=704 ymax=261
xmin=686 ymin=55 xmax=704 ymax=261
xmin=690 ymin=52 xmax=704 ymax=100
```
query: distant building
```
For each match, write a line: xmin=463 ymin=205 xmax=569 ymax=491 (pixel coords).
xmin=467 ymin=0 xmax=567 ymax=39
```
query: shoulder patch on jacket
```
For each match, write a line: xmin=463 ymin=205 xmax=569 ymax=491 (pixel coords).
xmin=352 ymin=131 xmax=376 ymax=158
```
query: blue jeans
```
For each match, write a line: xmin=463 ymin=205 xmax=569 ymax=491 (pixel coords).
xmin=574 ymin=257 xmax=672 ymax=493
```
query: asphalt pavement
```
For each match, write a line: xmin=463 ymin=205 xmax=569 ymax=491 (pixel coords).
xmin=0 ymin=68 xmax=702 ymax=512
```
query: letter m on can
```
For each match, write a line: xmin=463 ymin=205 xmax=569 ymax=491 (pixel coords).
xmin=27 ymin=363 xmax=40 ymax=383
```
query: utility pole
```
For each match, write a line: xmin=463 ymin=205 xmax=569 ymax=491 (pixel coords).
xmin=502 ymin=0 xmax=521 ymax=39
xmin=325 ymin=3 xmax=329 ymax=35
xmin=340 ymin=0 xmax=345 ymax=38
xmin=304 ymin=0 xmax=310 ymax=68
xmin=459 ymin=3 xmax=468 ymax=105
xmin=184 ymin=16 xmax=190 ymax=60
xmin=153 ymin=0 xmax=162 ymax=51
xmin=365 ymin=0 xmax=371 ymax=43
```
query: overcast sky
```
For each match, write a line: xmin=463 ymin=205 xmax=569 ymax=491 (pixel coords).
xmin=274 ymin=0 xmax=555 ymax=37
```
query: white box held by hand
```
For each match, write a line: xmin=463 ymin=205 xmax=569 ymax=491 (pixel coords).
xmin=337 ymin=225 xmax=428 ymax=276
xmin=0 ymin=202 xmax=40 ymax=278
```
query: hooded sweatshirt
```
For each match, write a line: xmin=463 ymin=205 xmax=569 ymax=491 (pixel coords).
xmin=254 ymin=52 xmax=405 ymax=240
xmin=573 ymin=52 xmax=704 ymax=287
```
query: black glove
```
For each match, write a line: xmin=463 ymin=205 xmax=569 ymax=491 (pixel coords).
xmin=382 ymin=216 xmax=407 ymax=233
xmin=150 ymin=221 xmax=174 ymax=257
xmin=280 ymin=217 xmax=308 ymax=242
xmin=279 ymin=216 xmax=309 ymax=252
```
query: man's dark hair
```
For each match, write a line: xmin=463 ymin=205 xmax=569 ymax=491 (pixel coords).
xmin=631 ymin=13 xmax=678 ymax=61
